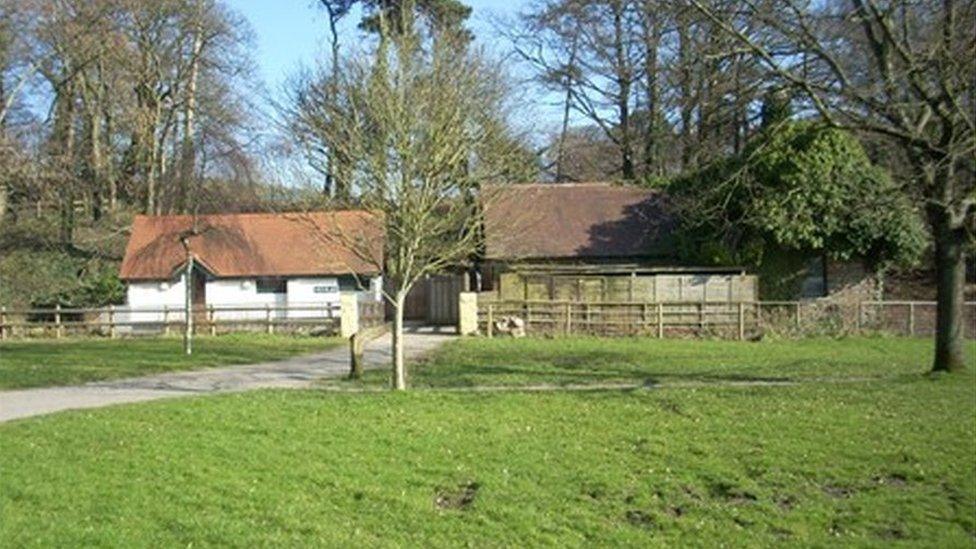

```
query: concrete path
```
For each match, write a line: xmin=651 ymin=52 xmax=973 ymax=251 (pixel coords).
xmin=0 ymin=326 xmax=455 ymax=423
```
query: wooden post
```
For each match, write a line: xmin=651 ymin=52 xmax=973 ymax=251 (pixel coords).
xmin=349 ymin=332 xmax=364 ymax=379
xmin=699 ymin=301 xmax=706 ymax=334
xmin=642 ymin=303 xmax=649 ymax=333
xmin=908 ymin=302 xmax=915 ymax=336
xmin=266 ymin=304 xmax=273 ymax=334
xmin=486 ymin=304 xmax=494 ymax=338
xmin=55 ymin=304 xmax=62 ymax=339
xmin=183 ymin=254 xmax=193 ymax=356
xmin=856 ymin=302 xmax=862 ymax=331
xmin=109 ymin=305 xmax=116 ymax=339
xmin=657 ymin=302 xmax=664 ymax=339
xmin=208 ymin=305 xmax=216 ymax=336
xmin=584 ymin=303 xmax=591 ymax=334
xmin=737 ymin=302 xmax=745 ymax=341
xmin=0 ymin=306 xmax=6 ymax=340
xmin=794 ymin=302 xmax=801 ymax=331
xmin=163 ymin=306 xmax=170 ymax=336
xmin=564 ymin=302 xmax=571 ymax=335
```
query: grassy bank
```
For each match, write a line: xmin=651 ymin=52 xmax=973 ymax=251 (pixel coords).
xmin=0 ymin=334 xmax=340 ymax=389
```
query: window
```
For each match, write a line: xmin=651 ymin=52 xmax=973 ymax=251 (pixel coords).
xmin=338 ymin=275 xmax=361 ymax=292
xmin=800 ymin=256 xmax=827 ymax=298
xmin=256 ymin=277 xmax=287 ymax=294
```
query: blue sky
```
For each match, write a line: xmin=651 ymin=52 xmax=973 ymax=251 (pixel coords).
xmin=230 ymin=1 xmax=534 ymax=102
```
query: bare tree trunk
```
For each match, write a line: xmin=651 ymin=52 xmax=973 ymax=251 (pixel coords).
xmin=179 ymin=0 xmax=203 ymax=214
xmin=555 ymin=37 xmax=578 ymax=182
xmin=104 ymin=107 xmax=117 ymax=212
xmin=931 ymin=211 xmax=967 ymax=372
xmin=677 ymin=16 xmax=694 ymax=171
xmin=54 ymin=83 xmax=77 ymax=247
xmin=641 ymin=2 xmax=660 ymax=177
xmin=612 ymin=3 xmax=635 ymax=180
xmin=392 ymin=291 xmax=407 ymax=390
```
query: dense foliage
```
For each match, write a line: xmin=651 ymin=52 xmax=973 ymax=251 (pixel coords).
xmin=669 ymin=122 xmax=927 ymax=295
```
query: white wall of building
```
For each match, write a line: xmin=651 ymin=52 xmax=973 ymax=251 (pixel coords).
xmin=125 ymin=274 xmax=186 ymax=324
xmin=207 ymin=279 xmax=286 ymax=321
xmin=286 ymin=277 xmax=340 ymax=319
xmin=124 ymin=274 xmax=382 ymax=326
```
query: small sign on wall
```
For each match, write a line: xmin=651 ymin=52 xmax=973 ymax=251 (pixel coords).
xmin=314 ymin=285 xmax=338 ymax=294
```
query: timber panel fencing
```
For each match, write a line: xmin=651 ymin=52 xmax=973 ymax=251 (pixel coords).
xmin=477 ymin=299 xmax=976 ymax=339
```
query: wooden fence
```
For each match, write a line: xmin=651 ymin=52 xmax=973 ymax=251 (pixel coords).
xmin=0 ymin=301 xmax=386 ymax=340
xmin=478 ymin=299 xmax=976 ymax=339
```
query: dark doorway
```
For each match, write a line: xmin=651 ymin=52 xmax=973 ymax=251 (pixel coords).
xmin=192 ymin=268 xmax=207 ymax=325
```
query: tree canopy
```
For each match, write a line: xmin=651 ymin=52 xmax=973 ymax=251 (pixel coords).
xmin=670 ymin=121 xmax=927 ymax=285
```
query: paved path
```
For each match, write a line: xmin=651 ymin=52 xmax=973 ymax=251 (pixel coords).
xmin=0 ymin=326 xmax=455 ymax=423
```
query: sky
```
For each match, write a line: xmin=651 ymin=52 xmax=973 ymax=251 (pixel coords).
xmin=229 ymin=0 xmax=540 ymax=109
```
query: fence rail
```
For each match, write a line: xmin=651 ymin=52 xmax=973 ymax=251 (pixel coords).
xmin=0 ymin=301 xmax=386 ymax=340
xmin=477 ymin=299 xmax=976 ymax=339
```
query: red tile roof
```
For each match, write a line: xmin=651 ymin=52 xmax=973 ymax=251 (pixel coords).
xmin=482 ymin=183 xmax=673 ymax=260
xmin=120 ymin=211 xmax=383 ymax=280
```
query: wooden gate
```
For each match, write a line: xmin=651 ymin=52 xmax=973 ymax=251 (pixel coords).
xmin=427 ymin=274 xmax=466 ymax=325
xmin=395 ymin=274 xmax=467 ymax=325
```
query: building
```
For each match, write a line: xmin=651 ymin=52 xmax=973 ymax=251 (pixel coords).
xmin=479 ymin=183 xmax=758 ymax=303
xmin=119 ymin=211 xmax=383 ymax=323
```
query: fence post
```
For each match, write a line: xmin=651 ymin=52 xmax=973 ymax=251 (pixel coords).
xmin=657 ymin=302 xmax=664 ymax=339
xmin=738 ymin=302 xmax=745 ymax=341
xmin=856 ymin=302 xmax=862 ymax=331
xmin=699 ymin=301 xmax=706 ymax=334
xmin=208 ymin=305 xmax=216 ymax=336
xmin=109 ymin=305 xmax=116 ymax=339
xmin=564 ymin=302 xmax=571 ymax=336
xmin=55 ymin=304 xmax=63 ymax=339
xmin=486 ymin=304 xmax=494 ymax=338
xmin=266 ymin=304 xmax=273 ymax=334
xmin=584 ymin=303 xmax=591 ymax=333
xmin=0 ymin=306 xmax=6 ymax=340
xmin=642 ymin=302 xmax=649 ymax=334
xmin=908 ymin=302 xmax=915 ymax=336
xmin=163 ymin=306 xmax=170 ymax=336
xmin=794 ymin=302 xmax=801 ymax=331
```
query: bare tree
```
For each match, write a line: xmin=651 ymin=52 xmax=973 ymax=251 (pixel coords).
xmin=690 ymin=0 xmax=975 ymax=372
xmin=511 ymin=0 xmax=763 ymax=181
xmin=288 ymin=8 xmax=527 ymax=389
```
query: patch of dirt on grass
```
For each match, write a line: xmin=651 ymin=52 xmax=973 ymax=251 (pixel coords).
xmin=775 ymin=494 xmax=797 ymax=511
xmin=878 ymin=524 xmax=907 ymax=540
xmin=655 ymin=398 xmax=689 ymax=417
xmin=709 ymin=481 xmax=758 ymax=505
xmin=435 ymin=482 xmax=480 ymax=511
xmin=873 ymin=473 xmax=908 ymax=488
xmin=625 ymin=509 xmax=655 ymax=528
xmin=823 ymin=484 xmax=855 ymax=499
xmin=665 ymin=506 xmax=684 ymax=518
xmin=582 ymin=483 xmax=606 ymax=500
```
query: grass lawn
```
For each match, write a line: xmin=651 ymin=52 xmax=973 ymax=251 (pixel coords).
xmin=335 ymin=335 xmax=963 ymax=389
xmin=0 ymin=371 xmax=974 ymax=546
xmin=0 ymin=334 xmax=341 ymax=390
xmin=1 ymin=336 xmax=975 ymax=546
